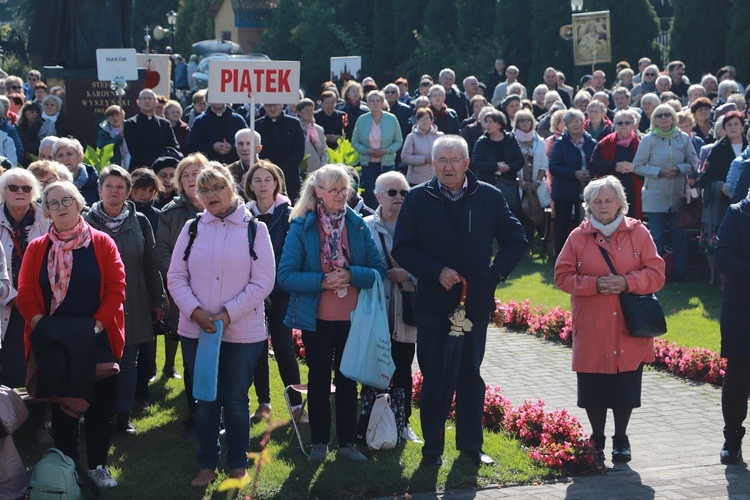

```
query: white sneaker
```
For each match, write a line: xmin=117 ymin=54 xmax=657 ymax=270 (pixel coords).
xmin=88 ymin=465 xmax=117 ymax=488
xmin=401 ymin=425 xmax=423 ymax=444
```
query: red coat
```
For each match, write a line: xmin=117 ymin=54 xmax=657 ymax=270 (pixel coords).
xmin=554 ymin=217 xmax=665 ymax=373
xmin=18 ymin=226 xmax=126 ymax=361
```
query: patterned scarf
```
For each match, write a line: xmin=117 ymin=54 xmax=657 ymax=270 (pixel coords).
xmin=566 ymin=130 xmax=588 ymax=167
xmin=305 ymin=122 xmax=321 ymax=147
xmin=47 ymin=217 xmax=91 ymax=315
xmin=316 ymin=202 xmax=347 ymax=272
xmin=89 ymin=202 xmax=130 ymax=233
xmin=4 ymin=204 xmax=35 ymax=287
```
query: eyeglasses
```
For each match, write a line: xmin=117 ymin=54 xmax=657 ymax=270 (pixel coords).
xmin=654 ymin=113 xmax=671 ymax=119
xmin=384 ymin=90 xmax=398 ymax=94
xmin=8 ymin=85 xmax=20 ymax=90
xmin=197 ymin=185 xmax=226 ymax=197
xmin=40 ymin=177 xmax=59 ymax=187
xmin=516 ymin=118 xmax=532 ymax=123
xmin=6 ymin=184 xmax=33 ymax=193
xmin=46 ymin=196 xmax=75 ymax=211
xmin=434 ymin=157 xmax=465 ymax=167
xmin=644 ymin=73 xmax=657 ymax=77
xmin=615 ymin=121 xmax=633 ymax=126
xmin=386 ymin=189 xmax=408 ymax=197
xmin=317 ymin=186 xmax=348 ymax=197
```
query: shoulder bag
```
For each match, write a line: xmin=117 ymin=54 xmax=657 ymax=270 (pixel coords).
xmin=377 ymin=232 xmax=417 ymax=328
xmin=596 ymin=239 xmax=667 ymax=338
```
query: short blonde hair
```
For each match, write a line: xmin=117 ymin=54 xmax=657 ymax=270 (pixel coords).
xmin=196 ymin=163 xmax=241 ymax=202
xmin=28 ymin=160 xmax=73 ymax=183
xmin=174 ymin=153 xmax=209 ymax=195
xmin=164 ymin=99 xmax=183 ymax=117
xmin=650 ymin=103 xmax=678 ymax=130
xmin=42 ymin=181 xmax=85 ymax=218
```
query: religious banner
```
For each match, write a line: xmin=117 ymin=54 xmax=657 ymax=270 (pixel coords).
xmin=136 ymin=53 xmax=171 ymax=97
xmin=572 ymin=11 xmax=612 ymax=66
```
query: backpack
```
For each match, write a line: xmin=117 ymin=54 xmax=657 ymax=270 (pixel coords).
xmin=366 ymin=393 xmax=398 ymax=450
xmin=183 ymin=214 xmax=259 ymax=261
xmin=28 ymin=448 xmax=84 ymax=500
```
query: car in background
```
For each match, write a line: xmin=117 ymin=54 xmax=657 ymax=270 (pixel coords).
xmin=191 ymin=53 xmax=271 ymax=90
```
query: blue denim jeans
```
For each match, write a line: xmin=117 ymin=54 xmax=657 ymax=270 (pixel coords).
xmin=646 ymin=211 xmax=687 ymax=279
xmin=181 ymin=337 xmax=264 ymax=469
xmin=115 ymin=342 xmax=144 ymax=414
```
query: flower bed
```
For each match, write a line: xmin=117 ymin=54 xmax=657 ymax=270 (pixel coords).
xmin=492 ymin=298 xmax=726 ymax=386
xmin=411 ymin=371 xmax=598 ymax=472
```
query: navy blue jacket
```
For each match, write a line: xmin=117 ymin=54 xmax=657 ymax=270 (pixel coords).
xmin=389 ymin=100 xmax=413 ymax=140
xmin=471 ymin=132 xmax=524 ymax=185
xmin=186 ymin=106 xmax=247 ymax=164
xmin=256 ymin=114 xmax=305 ymax=198
xmin=248 ymin=200 xmax=291 ymax=295
xmin=549 ymin=131 xmax=597 ymax=201
xmin=277 ymin=206 xmax=386 ymax=331
xmin=392 ymin=171 xmax=527 ymax=316
xmin=716 ymin=197 xmax=750 ymax=356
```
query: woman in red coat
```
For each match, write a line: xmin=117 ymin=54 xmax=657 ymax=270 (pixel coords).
xmin=554 ymin=175 xmax=665 ymax=465
xmin=18 ymin=181 xmax=126 ymax=489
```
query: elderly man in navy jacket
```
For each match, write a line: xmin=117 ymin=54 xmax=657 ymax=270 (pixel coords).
xmin=392 ymin=135 xmax=527 ymax=467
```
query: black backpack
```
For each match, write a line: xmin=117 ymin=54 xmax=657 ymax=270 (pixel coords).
xmin=182 ymin=214 xmax=259 ymax=261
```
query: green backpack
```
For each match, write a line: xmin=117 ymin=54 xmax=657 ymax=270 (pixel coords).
xmin=28 ymin=448 xmax=83 ymax=500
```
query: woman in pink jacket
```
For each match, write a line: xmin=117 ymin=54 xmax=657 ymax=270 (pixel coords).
xmin=167 ymin=164 xmax=275 ymax=487
xmin=554 ymin=175 xmax=665 ymax=465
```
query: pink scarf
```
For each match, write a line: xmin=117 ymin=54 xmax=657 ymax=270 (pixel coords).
xmin=47 ymin=217 xmax=92 ymax=315
xmin=305 ymin=122 xmax=321 ymax=148
xmin=316 ymin=203 xmax=347 ymax=272
xmin=514 ymin=129 xmax=535 ymax=143
xmin=616 ymin=132 xmax=636 ymax=147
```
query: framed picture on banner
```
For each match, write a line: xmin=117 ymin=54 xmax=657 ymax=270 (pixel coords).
xmin=572 ymin=11 xmax=612 ymax=66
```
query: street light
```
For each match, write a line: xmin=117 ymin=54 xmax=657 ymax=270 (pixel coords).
xmin=570 ymin=0 xmax=584 ymax=12
xmin=166 ymin=10 xmax=178 ymax=49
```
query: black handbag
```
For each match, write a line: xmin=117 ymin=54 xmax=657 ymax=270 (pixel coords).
xmin=597 ymin=241 xmax=667 ymax=338
xmin=378 ymin=233 xmax=417 ymax=328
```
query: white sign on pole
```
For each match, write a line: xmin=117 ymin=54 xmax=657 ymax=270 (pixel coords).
xmin=96 ymin=49 xmax=139 ymax=81
xmin=208 ymin=60 xmax=300 ymax=104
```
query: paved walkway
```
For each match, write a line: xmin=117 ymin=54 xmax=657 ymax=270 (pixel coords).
xmin=413 ymin=326 xmax=750 ymax=499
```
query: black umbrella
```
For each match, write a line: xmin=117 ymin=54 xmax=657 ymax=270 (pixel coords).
xmin=441 ymin=277 xmax=473 ymax=429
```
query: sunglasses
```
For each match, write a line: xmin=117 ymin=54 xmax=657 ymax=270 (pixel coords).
xmin=384 ymin=90 xmax=398 ymax=94
xmin=615 ymin=121 xmax=633 ymax=126
xmin=6 ymin=184 xmax=32 ymax=193
xmin=516 ymin=118 xmax=532 ymax=123
xmin=654 ymin=113 xmax=671 ymax=119
xmin=644 ymin=73 xmax=657 ymax=77
xmin=387 ymin=189 xmax=408 ymax=197
xmin=9 ymin=86 xmax=21 ymax=90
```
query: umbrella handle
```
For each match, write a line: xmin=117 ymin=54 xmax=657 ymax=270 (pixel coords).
xmin=458 ymin=276 xmax=468 ymax=307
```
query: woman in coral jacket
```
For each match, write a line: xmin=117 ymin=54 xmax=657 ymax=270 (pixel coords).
xmin=18 ymin=180 xmax=126 ymax=489
xmin=554 ymin=176 xmax=664 ymax=466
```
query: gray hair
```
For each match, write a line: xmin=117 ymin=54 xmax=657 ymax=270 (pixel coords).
xmin=583 ymin=176 xmax=629 ymax=218
xmin=532 ymin=84 xmax=549 ymax=101
xmin=718 ymin=79 xmax=739 ymax=98
xmin=41 ymin=181 xmax=85 ymax=218
xmin=427 ymin=84 xmax=445 ymax=98
xmin=507 ymin=82 xmax=525 ymax=95
xmin=52 ymin=137 xmax=84 ymax=159
xmin=687 ymin=84 xmax=706 ymax=97
xmin=618 ymin=68 xmax=634 ymax=79
xmin=462 ymin=75 xmax=478 ymax=88
xmin=562 ymin=109 xmax=585 ymax=126
xmin=614 ymin=109 xmax=637 ymax=124
xmin=655 ymin=75 xmax=672 ymax=87
xmin=290 ymin=164 xmax=353 ymax=220
xmin=439 ymin=68 xmax=455 ymax=80
xmin=39 ymin=135 xmax=59 ymax=152
xmin=413 ymin=95 xmax=430 ymax=108
xmin=432 ymin=134 xmax=468 ymax=159
xmin=640 ymin=93 xmax=660 ymax=109
xmin=477 ymin=105 xmax=496 ymax=123
xmin=374 ymin=171 xmax=408 ymax=194
xmin=612 ymin=86 xmax=631 ymax=98
xmin=573 ymin=91 xmax=591 ymax=106
xmin=587 ymin=100 xmax=607 ymax=114
xmin=235 ymin=128 xmax=261 ymax=145
xmin=545 ymin=90 xmax=561 ymax=103
xmin=0 ymin=167 xmax=42 ymax=202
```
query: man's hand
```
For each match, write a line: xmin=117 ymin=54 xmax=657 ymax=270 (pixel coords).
xmin=386 ymin=267 xmax=410 ymax=284
xmin=575 ymin=170 xmax=591 ymax=183
xmin=439 ymin=267 xmax=462 ymax=291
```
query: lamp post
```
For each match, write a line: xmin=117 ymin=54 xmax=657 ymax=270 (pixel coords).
xmin=571 ymin=0 xmax=583 ymax=13
xmin=570 ymin=0 xmax=584 ymax=92
xmin=166 ymin=10 xmax=178 ymax=49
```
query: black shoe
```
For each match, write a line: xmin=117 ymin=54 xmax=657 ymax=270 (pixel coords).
xmin=419 ymin=454 xmax=442 ymax=467
xmin=115 ymin=413 xmax=136 ymax=436
xmin=461 ymin=449 xmax=496 ymax=466
xmin=611 ymin=435 xmax=631 ymax=462
xmin=720 ymin=428 xmax=745 ymax=464
xmin=590 ymin=434 xmax=606 ymax=463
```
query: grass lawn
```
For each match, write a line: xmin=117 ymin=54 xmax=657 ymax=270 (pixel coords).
xmin=499 ymin=251 xmax=723 ymax=353
xmin=16 ymin=336 xmax=557 ymax=499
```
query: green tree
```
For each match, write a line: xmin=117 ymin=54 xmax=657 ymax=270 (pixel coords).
xmin=530 ymin=0 xmax=573 ymax=84
xmin=669 ymin=0 xmax=729 ymax=81
xmin=725 ymin=0 xmax=750 ymax=83
xmin=175 ymin=0 xmax=215 ymax=57
xmin=494 ymin=0 xmax=533 ymax=82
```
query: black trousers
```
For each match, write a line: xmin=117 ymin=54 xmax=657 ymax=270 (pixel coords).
xmin=302 ymin=320 xmax=358 ymax=447
xmin=391 ymin=339 xmax=416 ymax=422
xmin=722 ymin=356 xmax=750 ymax=432
xmin=553 ymin=198 xmax=581 ymax=257
xmin=417 ymin=311 xmax=489 ymax=456
xmin=253 ymin=293 xmax=302 ymax=407
xmin=51 ymin=375 xmax=116 ymax=469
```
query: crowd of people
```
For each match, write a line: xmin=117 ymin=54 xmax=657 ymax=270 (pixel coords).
xmin=0 ymin=53 xmax=749 ymax=494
